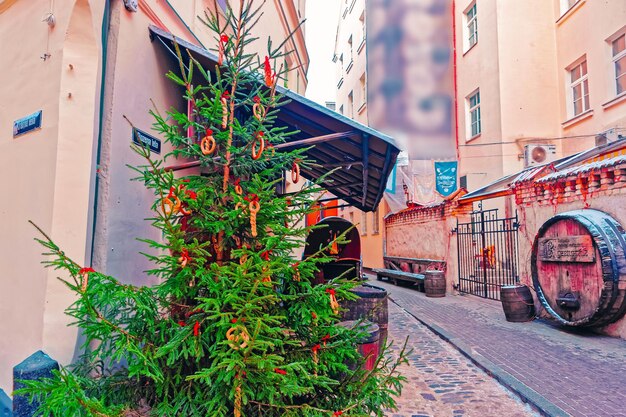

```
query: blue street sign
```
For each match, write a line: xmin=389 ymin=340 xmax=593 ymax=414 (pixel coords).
xmin=13 ymin=110 xmax=42 ymax=137
xmin=132 ymin=128 xmax=161 ymax=154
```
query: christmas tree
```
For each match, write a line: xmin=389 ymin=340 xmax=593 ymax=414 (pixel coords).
xmin=20 ymin=2 xmax=407 ymax=416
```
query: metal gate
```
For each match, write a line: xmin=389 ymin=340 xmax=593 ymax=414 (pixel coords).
xmin=456 ymin=208 xmax=520 ymax=300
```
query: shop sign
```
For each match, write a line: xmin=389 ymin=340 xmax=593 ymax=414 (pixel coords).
xmin=132 ymin=128 xmax=161 ymax=154
xmin=538 ymin=235 xmax=595 ymax=263
xmin=13 ymin=110 xmax=42 ymax=137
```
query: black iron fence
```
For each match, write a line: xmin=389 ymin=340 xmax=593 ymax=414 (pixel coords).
xmin=456 ymin=208 xmax=519 ymax=300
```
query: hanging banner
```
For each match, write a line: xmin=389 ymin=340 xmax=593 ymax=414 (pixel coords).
xmin=434 ymin=161 xmax=457 ymax=197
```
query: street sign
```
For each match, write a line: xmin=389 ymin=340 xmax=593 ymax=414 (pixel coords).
xmin=132 ymin=128 xmax=161 ymax=154
xmin=13 ymin=110 xmax=42 ymax=137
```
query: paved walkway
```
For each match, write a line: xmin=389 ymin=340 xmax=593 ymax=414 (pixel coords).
xmin=387 ymin=302 xmax=539 ymax=417
xmin=373 ymin=277 xmax=626 ymax=417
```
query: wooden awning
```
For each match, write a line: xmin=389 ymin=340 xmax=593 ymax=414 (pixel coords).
xmin=149 ymin=25 xmax=400 ymax=212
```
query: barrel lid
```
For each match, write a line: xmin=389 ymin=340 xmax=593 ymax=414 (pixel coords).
xmin=338 ymin=320 xmax=380 ymax=343
xmin=350 ymin=284 xmax=387 ymax=298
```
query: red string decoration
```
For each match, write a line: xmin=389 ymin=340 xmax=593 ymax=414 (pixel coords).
xmin=326 ymin=288 xmax=339 ymax=314
xmin=264 ymin=56 xmax=276 ymax=87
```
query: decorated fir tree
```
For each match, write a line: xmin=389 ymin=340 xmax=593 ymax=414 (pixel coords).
xmin=21 ymin=2 xmax=407 ymax=416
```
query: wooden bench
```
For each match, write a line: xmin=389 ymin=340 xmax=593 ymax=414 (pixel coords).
xmin=375 ymin=256 xmax=446 ymax=290
xmin=373 ymin=268 xmax=425 ymax=286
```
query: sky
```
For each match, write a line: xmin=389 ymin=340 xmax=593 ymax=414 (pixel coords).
xmin=304 ymin=1 xmax=341 ymax=106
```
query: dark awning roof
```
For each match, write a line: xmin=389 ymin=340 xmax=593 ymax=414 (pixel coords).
xmin=149 ymin=25 xmax=400 ymax=212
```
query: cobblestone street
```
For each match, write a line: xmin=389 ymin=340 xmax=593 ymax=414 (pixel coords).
xmin=376 ymin=277 xmax=626 ymax=417
xmin=387 ymin=302 xmax=538 ymax=417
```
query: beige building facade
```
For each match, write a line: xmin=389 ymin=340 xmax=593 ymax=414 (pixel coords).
xmin=456 ymin=0 xmax=626 ymax=206
xmin=333 ymin=0 xmax=387 ymax=270
xmin=0 ymin=0 xmax=307 ymax=391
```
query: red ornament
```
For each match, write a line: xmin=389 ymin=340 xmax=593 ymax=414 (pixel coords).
xmin=264 ymin=56 xmax=276 ymax=87
xmin=179 ymin=248 xmax=191 ymax=268
xmin=261 ymin=250 xmax=271 ymax=261
xmin=193 ymin=321 xmax=200 ymax=336
xmin=185 ymin=190 xmax=197 ymax=200
xmin=321 ymin=334 xmax=330 ymax=346
xmin=312 ymin=344 xmax=321 ymax=353
xmin=78 ymin=267 xmax=95 ymax=275
xmin=311 ymin=311 xmax=317 ymax=320
xmin=220 ymin=34 xmax=229 ymax=43
xmin=274 ymin=368 xmax=287 ymax=375
xmin=231 ymin=318 xmax=238 ymax=324
xmin=333 ymin=411 xmax=343 ymax=416
xmin=178 ymin=321 xmax=186 ymax=327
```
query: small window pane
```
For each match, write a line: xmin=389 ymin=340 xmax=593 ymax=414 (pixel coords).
xmin=573 ymin=99 xmax=582 ymax=116
xmin=581 ymin=61 xmax=587 ymax=75
xmin=571 ymin=65 xmax=581 ymax=82
xmin=616 ymin=55 xmax=626 ymax=78
xmin=617 ymin=74 xmax=626 ymax=95
xmin=572 ymin=83 xmax=581 ymax=101
xmin=613 ymin=35 xmax=625 ymax=57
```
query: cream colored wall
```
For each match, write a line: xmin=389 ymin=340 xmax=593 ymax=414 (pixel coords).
xmin=0 ymin=0 xmax=104 ymax=390
xmin=456 ymin=0 xmax=504 ymax=189
xmin=0 ymin=0 xmax=308 ymax=391
xmin=334 ymin=0 xmax=383 ymax=269
xmin=554 ymin=0 xmax=626 ymax=156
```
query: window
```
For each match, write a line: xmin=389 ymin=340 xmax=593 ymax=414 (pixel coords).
xmin=569 ymin=60 xmax=589 ymax=116
xmin=339 ymin=105 xmax=344 ymax=115
xmin=359 ymin=11 xmax=366 ymax=48
xmin=467 ymin=90 xmax=481 ymax=138
xmin=348 ymin=91 xmax=354 ymax=117
xmin=359 ymin=74 xmax=366 ymax=107
xmin=348 ymin=35 xmax=353 ymax=62
xmin=361 ymin=211 xmax=367 ymax=235
xmin=560 ymin=0 xmax=578 ymax=15
xmin=372 ymin=209 xmax=380 ymax=234
xmin=466 ymin=3 xmax=477 ymax=49
xmin=612 ymin=34 xmax=626 ymax=96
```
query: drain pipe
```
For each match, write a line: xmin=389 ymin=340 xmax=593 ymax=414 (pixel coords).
xmin=89 ymin=0 xmax=111 ymax=265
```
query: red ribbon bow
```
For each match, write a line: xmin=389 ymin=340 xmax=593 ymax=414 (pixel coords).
xmin=321 ymin=334 xmax=330 ymax=346
xmin=325 ymin=288 xmax=336 ymax=296
xmin=333 ymin=411 xmax=343 ymax=416
xmin=78 ymin=267 xmax=95 ymax=275
xmin=221 ymin=91 xmax=230 ymax=99
xmin=166 ymin=186 xmax=176 ymax=198
xmin=185 ymin=190 xmax=197 ymax=200
xmin=274 ymin=368 xmax=287 ymax=375
xmin=244 ymin=194 xmax=259 ymax=203
xmin=253 ymin=95 xmax=261 ymax=103
xmin=261 ymin=250 xmax=271 ymax=261
xmin=312 ymin=344 xmax=321 ymax=353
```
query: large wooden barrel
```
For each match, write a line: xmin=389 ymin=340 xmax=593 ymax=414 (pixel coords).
xmin=341 ymin=284 xmax=388 ymax=348
xmin=531 ymin=209 xmax=626 ymax=327
xmin=500 ymin=284 xmax=535 ymax=322
xmin=338 ymin=320 xmax=380 ymax=371
xmin=424 ymin=270 xmax=446 ymax=298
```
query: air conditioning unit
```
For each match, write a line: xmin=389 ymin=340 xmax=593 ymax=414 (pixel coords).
xmin=524 ymin=144 xmax=557 ymax=167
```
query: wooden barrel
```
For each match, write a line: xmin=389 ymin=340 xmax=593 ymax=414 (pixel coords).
xmin=531 ymin=209 xmax=626 ymax=327
xmin=424 ymin=270 xmax=446 ymax=298
xmin=338 ymin=320 xmax=380 ymax=371
xmin=341 ymin=284 xmax=388 ymax=349
xmin=500 ymin=284 xmax=535 ymax=322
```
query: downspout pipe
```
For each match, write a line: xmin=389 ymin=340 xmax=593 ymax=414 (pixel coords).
xmin=89 ymin=0 xmax=111 ymax=265
xmin=452 ymin=0 xmax=460 ymax=162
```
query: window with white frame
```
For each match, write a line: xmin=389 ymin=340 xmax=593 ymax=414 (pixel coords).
xmin=466 ymin=3 xmax=477 ymax=49
xmin=560 ymin=0 xmax=578 ymax=15
xmin=569 ymin=60 xmax=590 ymax=116
xmin=612 ymin=34 xmax=626 ymax=96
xmin=467 ymin=90 xmax=481 ymax=138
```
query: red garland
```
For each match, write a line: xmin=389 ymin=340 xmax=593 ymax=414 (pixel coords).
xmin=264 ymin=56 xmax=276 ymax=87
